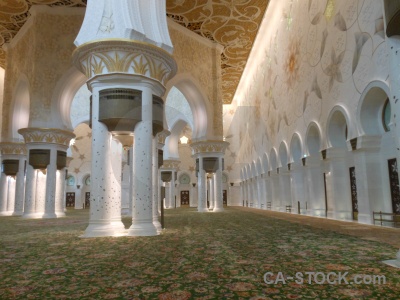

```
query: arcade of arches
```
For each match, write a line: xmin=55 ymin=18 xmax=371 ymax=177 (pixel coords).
xmin=0 ymin=1 xmax=399 ymax=243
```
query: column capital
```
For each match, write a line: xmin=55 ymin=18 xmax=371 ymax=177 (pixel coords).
xmin=18 ymin=128 xmax=75 ymax=149
xmin=73 ymin=0 xmax=177 ymax=86
xmin=346 ymin=135 xmax=382 ymax=152
xmin=304 ymin=155 xmax=322 ymax=167
xmin=322 ymin=147 xmax=347 ymax=160
xmin=278 ymin=166 xmax=290 ymax=175
xmin=160 ymin=159 xmax=180 ymax=169
xmin=190 ymin=140 xmax=229 ymax=156
xmin=72 ymin=40 xmax=177 ymax=87
xmin=157 ymin=130 xmax=171 ymax=146
xmin=112 ymin=134 xmax=133 ymax=149
xmin=289 ymin=161 xmax=304 ymax=171
xmin=0 ymin=142 xmax=27 ymax=156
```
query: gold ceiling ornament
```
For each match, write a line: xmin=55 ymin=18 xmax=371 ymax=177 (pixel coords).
xmin=190 ymin=140 xmax=229 ymax=155
xmin=160 ymin=159 xmax=180 ymax=169
xmin=0 ymin=0 xmax=87 ymax=67
xmin=17 ymin=128 xmax=76 ymax=147
xmin=0 ymin=142 xmax=27 ymax=155
xmin=72 ymin=40 xmax=177 ymax=86
xmin=167 ymin=0 xmax=269 ymax=104
xmin=0 ymin=0 xmax=268 ymax=104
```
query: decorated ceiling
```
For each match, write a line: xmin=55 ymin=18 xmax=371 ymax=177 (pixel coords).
xmin=0 ymin=0 xmax=268 ymax=104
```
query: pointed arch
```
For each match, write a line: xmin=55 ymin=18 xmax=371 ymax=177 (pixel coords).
xmin=269 ymin=148 xmax=278 ymax=171
xmin=262 ymin=152 xmax=269 ymax=174
xmin=305 ymin=121 xmax=322 ymax=156
xmin=326 ymin=105 xmax=351 ymax=148
xmin=278 ymin=141 xmax=289 ymax=167
xmin=256 ymin=157 xmax=263 ymax=176
xmin=165 ymin=73 xmax=214 ymax=140
xmin=51 ymin=67 xmax=88 ymax=130
xmin=357 ymin=81 xmax=391 ymax=135
xmin=289 ymin=132 xmax=303 ymax=163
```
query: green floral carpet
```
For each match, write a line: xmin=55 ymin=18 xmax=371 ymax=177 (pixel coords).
xmin=0 ymin=208 xmax=399 ymax=299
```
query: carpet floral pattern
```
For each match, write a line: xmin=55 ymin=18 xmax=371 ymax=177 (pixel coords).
xmin=0 ymin=208 xmax=399 ymax=299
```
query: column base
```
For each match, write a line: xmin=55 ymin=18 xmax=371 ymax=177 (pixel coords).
xmin=12 ymin=211 xmax=23 ymax=216
xmin=357 ymin=213 xmax=373 ymax=225
xmin=111 ymin=221 xmax=127 ymax=236
xmin=55 ymin=211 xmax=66 ymax=218
xmin=333 ymin=210 xmax=352 ymax=221
xmin=382 ymin=250 xmax=400 ymax=269
xmin=127 ymin=221 xmax=158 ymax=236
xmin=42 ymin=213 xmax=58 ymax=219
xmin=22 ymin=212 xmax=42 ymax=219
xmin=213 ymin=207 xmax=224 ymax=212
xmin=153 ymin=219 xmax=162 ymax=233
xmin=81 ymin=222 xmax=126 ymax=238
xmin=0 ymin=211 xmax=13 ymax=216
xmin=197 ymin=207 xmax=208 ymax=212
xmin=307 ymin=209 xmax=326 ymax=217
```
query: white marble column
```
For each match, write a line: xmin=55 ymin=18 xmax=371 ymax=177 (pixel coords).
xmin=165 ymin=182 xmax=171 ymax=209
xmin=270 ymin=172 xmax=279 ymax=211
xmin=326 ymin=148 xmax=352 ymax=221
xmin=245 ymin=180 xmax=250 ymax=207
xmin=83 ymin=86 xmax=124 ymax=237
xmin=252 ymin=177 xmax=257 ymax=208
xmin=209 ymin=177 xmax=214 ymax=210
xmin=239 ymin=182 xmax=244 ymax=206
xmin=6 ymin=177 xmax=16 ymax=215
xmin=197 ymin=157 xmax=208 ymax=212
xmin=55 ymin=168 xmax=66 ymax=217
xmin=128 ymin=87 xmax=158 ymax=236
xmin=72 ymin=0 xmax=176 ymax=238
xmin=387 ymin=36 xmax=400 ymax=168
xmin=263 ymin=174 xmax=272 ymax=209
xmin=350 ymin=136 xmax=383 ymax=224
xmin=260 ymin=174 xmax=267 ymax=209
xmin=110 ymin=138 xmax=124 ymax=234
xmin=213 ymin=157 xmax=224 ymax=212
xmin=18 ymin=131 xmax=74 ymax=219
xmin=252 ymin=178 xmax=257 ymax=206
xmin=290 ymin=163 xmax=306 ymax=214
xmin=304 ymin=156 xmax=325 ymax=217
xmin=43 ymin=148 xmax=57 ymax=218
xmin=246 ymin=180 xmax=251 ymax=207
xmin=35 ymin=171 xmax=46 ymax=217
xmin=279 ymin=169 xmax=292 ymax=212
xmin=256 ymin=175 xmax=263 ymax=209
xmin=129 ymin=145 xmax=134 ymax=217
xmin=0 ymin=173 xmax=8 ymax=215
xmin=152 ymin=137 xmax=162 ymax=232
xmin=169 ymin=171 xmax=176 ymax=209
xmin=241 ymin=181 xmax=244 ymax=206
xmin=13 ymin=157 xmax=26 ymax=216
xmin=22 ymin=165 xmax=37 ymax=218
